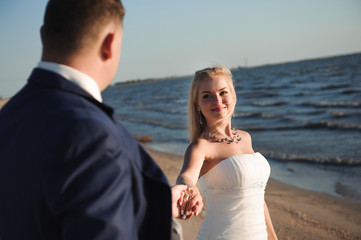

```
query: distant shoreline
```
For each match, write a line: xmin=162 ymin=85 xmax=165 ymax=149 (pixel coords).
xmin=110 ymin=52 xmax=361 ymax=87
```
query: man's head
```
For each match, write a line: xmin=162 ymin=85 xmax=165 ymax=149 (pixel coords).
xmin=41 ymin=0 xmax=125 ymax=90
xmin=41 ymin=0 xmax=125 ymax=58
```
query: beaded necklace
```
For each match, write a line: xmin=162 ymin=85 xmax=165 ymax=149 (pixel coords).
xmin=205 ymin=128 xmax=241 ymax=144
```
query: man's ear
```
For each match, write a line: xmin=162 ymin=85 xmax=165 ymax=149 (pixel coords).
xmin=40 ymin=26 xmax=45 ymax=44
xmin=101 ymin=32 xmax=115 ymax=60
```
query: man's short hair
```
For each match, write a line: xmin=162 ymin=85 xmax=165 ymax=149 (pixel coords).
xmin=42 ymin=0 xmax=125 ymax=56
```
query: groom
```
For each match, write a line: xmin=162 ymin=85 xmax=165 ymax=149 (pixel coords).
xmin=0 ymin=0 xmax=189 ymax=239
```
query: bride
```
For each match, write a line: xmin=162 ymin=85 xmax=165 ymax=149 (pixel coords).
xmin=176 ymin=65 xmax=278 ymax=240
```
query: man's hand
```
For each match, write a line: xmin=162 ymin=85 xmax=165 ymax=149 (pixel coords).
xmin=171 ymin=185 xmax=188 ymax=218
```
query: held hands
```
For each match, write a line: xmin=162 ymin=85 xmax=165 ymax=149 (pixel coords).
xmin=178 ymin=185 xmax=203 ymax=220
xmin=171 ymin=184 xmax=203 ymax=219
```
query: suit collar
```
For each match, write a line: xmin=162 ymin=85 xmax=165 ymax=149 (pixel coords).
xmin=37 ymin=61 xmax=103 ymax=102
xmin=28 ymin=68 xmax=114 ymax=118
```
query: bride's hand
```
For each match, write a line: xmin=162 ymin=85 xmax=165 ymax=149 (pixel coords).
xmin=179 ymin=186 xmax=203 ymax=220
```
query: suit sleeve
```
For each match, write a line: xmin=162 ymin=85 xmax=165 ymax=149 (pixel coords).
xmin=43 ymin=119 xmax=137 ymax=240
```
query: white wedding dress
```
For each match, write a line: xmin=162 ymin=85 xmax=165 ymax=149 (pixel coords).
xmin=197 ymin=152 xmax=270 ymax=240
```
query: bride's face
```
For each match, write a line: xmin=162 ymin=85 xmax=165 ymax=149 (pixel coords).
xmin=196 ymin=74 xmax=236 ymax=124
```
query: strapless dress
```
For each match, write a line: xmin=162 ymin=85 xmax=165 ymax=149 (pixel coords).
xmin=197 ymin=152 xmax=270 ymax=240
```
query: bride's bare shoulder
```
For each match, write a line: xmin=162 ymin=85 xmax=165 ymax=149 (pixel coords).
xmin=235 ymin=129 xmax=253 ymax=147
xmin=187 ymin=138 xmax=210 ymax=152
xmin=240 ymin=130 xmax=252 ymax=139
xmin=184 ymin=138 xmax=210 ymax=164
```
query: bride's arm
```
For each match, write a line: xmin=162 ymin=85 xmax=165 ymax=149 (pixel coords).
xmin=176 ymin=140 xmax=205 ymax=219
xmin=176 ymin=140 xmax=205 ymax=186
xmin=264 ymin=201 xmax=278 ymax=240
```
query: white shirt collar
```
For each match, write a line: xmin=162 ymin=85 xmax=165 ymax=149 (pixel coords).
xmin=37 ymin=61 xmax=103 ymax=102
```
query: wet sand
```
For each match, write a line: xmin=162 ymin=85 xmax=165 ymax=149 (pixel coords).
xmin=147 ymin=147 xmax=361 ymax=240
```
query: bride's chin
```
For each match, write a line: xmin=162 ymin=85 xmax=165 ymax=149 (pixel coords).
xmin=206 ymin=115 xmax=230 ymax=124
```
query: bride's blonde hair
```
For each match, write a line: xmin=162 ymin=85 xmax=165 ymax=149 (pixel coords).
xmin=188 ymin=65 xmax=236 ymax=142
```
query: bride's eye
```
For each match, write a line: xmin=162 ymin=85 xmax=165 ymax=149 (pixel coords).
xmin=220 ymin=91 xmax=228 ymax=96
xmin=202 ymin=94 xmax=211 ymax=99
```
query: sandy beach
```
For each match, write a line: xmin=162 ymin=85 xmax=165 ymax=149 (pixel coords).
xmin=146 ymin=147 xmax=361 ymax=240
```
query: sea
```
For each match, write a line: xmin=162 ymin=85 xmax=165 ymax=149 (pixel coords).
xmin=103 ymin=53 xmax=361 ymax=201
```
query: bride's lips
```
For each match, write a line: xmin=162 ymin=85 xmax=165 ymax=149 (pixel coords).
xmin=212 ymin=107 xmax=224 ymax=112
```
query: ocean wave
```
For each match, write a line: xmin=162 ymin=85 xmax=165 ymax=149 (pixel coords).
xmin=260 ymin=150 xmax=361 ymax=165
xmin=303 ymin=110 xmax=326 ymax=115
xmin=242 ymin=92 xmax=279 ymax=98
xmin=252 ymin=101 xmax=288 ymax=106
xmin=236 ymin=112 xmax=278 ymax=119
xmin=291 ymin=79 xmax=305 ymax=84
xmin=316 ymin=71 xmax=347 ymax=78
xmin=292 ymin=92 xmax=306 ymax=97
xmin=133 ymin=102 xmax=152 ymax=107
xmin=133 ymin=106 xmax=187 ymax=115
xmin=153 ymin=96 xmax=174 ymax=100
xmin=329 ymin=111 xmax=361 ymax=118
xmin=244 ymin=121 xmax=361 ymax=131
xmin=236 ymin=112 xmax=260 ymax=118
xmin=335 ymin=182 xmax=361 ymax=200
xmin=261 ymin=113 xmax=277 ymax=119
xmin=251 ymin=85 xmax=290 ymax=90
xmin=116 ymin=116 xmax=186 ymax=130
xmin=304 ymin=121 xmax=361 ymax=131
xmin=301 ymin=101 xmax=361 ymax=108
xmin=321 ymin=83 xmax=350 ymax=90
xmin=173 ymin=99 xmax=188 ymax=104
xmin=342 ymin=89 xmax=361 ymax=94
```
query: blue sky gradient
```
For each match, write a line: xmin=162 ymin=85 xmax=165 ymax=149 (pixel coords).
xmin=1 ymin=0 xmax=360 ymax=97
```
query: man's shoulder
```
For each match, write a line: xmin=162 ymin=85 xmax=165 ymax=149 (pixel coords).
xmin=2 ymin=82 xmax=117 ymax=137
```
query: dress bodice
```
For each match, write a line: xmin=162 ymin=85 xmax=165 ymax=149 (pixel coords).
xmin=197 ymin=152 xmax=270 ymax=240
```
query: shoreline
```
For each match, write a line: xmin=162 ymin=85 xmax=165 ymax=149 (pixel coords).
xmin=147 ymin=142 xmax=361 ymax=202
xmin=146 ymin=147 xmax=361 ymax=240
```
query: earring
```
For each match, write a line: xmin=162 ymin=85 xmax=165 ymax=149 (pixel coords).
xmin=199 ymin=111 xmax=203 ymax=125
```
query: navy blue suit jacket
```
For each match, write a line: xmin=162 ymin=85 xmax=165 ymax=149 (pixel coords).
xmin=0 ymin=69 xmax=172 ymax=239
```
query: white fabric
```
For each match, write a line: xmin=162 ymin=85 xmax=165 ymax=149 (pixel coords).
xmin=197 ymin=152 xmax=270 ymax=240
xmin=37 ymin=61 xmax=102 ymax=102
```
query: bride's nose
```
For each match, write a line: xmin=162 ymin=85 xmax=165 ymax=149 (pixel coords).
xmin=213 ymin=94 xmax=223 ymax=105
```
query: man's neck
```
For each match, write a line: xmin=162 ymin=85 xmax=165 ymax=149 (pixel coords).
xmin=37 ymin=61 xmax=103 ymax=102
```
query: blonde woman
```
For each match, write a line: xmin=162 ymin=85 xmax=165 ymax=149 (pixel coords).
xmin=177 ymin=65 xmax=278 ymax=240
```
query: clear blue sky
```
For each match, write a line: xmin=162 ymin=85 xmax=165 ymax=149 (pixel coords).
xmin=1 ymin=0 xmax=360 ymax=98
